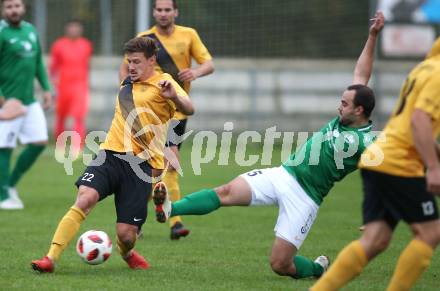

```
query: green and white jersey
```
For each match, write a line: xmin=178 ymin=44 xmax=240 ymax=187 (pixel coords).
xmin=282 ymin=117 xmax=373 ymax=206
xmin=0 ymin=20 xmax=51 ymax=105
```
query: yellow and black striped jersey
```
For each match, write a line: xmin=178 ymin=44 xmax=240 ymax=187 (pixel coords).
xmin=360 ymin=38 xmax=440 ymax=177
xmin=137 ymin=25 xmax=212 ymax=120
xmin=100 ymin=72 xmax=188 ymax=169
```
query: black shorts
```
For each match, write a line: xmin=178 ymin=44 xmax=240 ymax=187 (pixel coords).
xmin=361 ymin=169 xmax=439 ymax=229
xmin=166 ymin=118 xmax=187 ymax=149
xmin=75 ymin=150 xmax=152 ymax=227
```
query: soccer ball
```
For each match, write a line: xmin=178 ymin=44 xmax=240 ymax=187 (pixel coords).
xmin=76 ymin=230 xmax=112 ymax=265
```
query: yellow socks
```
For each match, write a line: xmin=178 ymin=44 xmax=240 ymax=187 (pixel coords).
xmin=163 ymin=170 xmax=182 ymax=227
xmin=311 ymin=240 xmax=368 ymax=291
xmin=47 ymin=206 xmax=86 ymax=262
xmin=387 ymin=239 xmax=433 ymax=291
xmin=117 ymin=236 xmax=136 ymax=258
xmin=311 ymin=239 xmax=434 ymax=291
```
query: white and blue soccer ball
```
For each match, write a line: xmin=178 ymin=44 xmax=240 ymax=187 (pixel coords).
xmin=76 ymin=230 xmax=112 ymax=265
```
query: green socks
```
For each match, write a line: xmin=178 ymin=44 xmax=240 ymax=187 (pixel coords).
xmin=9 ymin=144 xmax=45 ymax=187
xmin=171 ymin=189 xmax=221 ymax=216
xmin=0 ymin=148 xmax=13 ymax=201
xmin=293 ymin=255 xmax=324 ymax=279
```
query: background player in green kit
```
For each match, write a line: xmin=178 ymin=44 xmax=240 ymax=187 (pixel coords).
xmin=152 ymin=11 xmax=384 ymax=280
xmin=0 ymin=0 xmax=52 ymax=209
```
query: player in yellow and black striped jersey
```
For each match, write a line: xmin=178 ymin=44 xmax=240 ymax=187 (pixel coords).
xmin=312 ymin=38 xmax=440 ymax=291
xmin=31 ymin=37 xmax=194 ymax=273
xmin=119 ymin=0 xmax=214 ymax=240
xmin=101 ymin=71 xmax=188 ymax=170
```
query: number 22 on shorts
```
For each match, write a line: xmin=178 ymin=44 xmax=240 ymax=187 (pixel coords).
xmin=81 ymin=173 xmax=94 ymax=182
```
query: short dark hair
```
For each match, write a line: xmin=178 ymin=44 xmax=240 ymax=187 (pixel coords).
xmin=347 ymin=84 xmax=375 ymax=118
xmin=123 ymin=37 xmax=158 ymax=59
xmin=153 ymin=0 xmax=177 ymax=9
xmin=1 ymin=0 xmax=23 ymax=4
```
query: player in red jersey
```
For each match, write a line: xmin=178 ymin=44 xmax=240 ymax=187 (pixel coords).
xmin=50 ymin=19 xmax=92 ymax=154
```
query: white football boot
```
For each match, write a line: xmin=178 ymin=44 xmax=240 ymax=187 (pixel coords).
xmin=8 ymin=187 xmax=24 ymax=206
xmin=0 ymin=188 xmax=24 ymax=210
xmin=314 ymin=255 xmax=330 ymax=277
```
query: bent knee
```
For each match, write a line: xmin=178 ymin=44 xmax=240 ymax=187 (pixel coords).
xmin=412 ymin=221 xmax=440 ymax=246
xmin=270 ymin=258 xmax=291 ymax=276
xmin=214 ymin=184 xmax=231 ymax=201
xmin=117 ymin=233 xmax=134 ymax=245
xmin=116 ymin=225 xmax=137 ymax=245
xmin=75 ymin=186 xmax=99 ymax=213
xmin=362 ymin=235 xmax=391 ymax=256
xmin=374 ymin=237 xmax=391 ymax=253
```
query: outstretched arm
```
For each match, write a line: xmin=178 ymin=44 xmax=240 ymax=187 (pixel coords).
xmin=352 ymin=11 xmax=384 ymax=85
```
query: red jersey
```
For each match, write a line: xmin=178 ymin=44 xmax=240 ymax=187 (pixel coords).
xmin=50 ymin=37 xmax=92 ymax=117
xmin=50 ymin=37 xmax=92 ymax=94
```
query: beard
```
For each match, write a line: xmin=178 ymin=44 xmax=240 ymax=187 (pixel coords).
xmin=339 ymin=116 xmax=354 ymax=126
xmin=7 ymin=13 xmax=24 ymax=26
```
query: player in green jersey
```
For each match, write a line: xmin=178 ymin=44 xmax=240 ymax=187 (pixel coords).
xmin=151 ymin=12 xmax=385 ymax=280
xmin=0 ymin=0 xmax=52 ymax=210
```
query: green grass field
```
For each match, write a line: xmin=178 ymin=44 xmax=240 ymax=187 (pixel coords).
xmin=0 ymin=143 xmax=439 ymax=291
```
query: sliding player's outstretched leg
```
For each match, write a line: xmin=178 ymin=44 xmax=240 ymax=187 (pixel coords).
xmin=313 ymin=256 xmax=330 ymax=277
xmin=153 ymin=175 xmax=251 ymax=222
